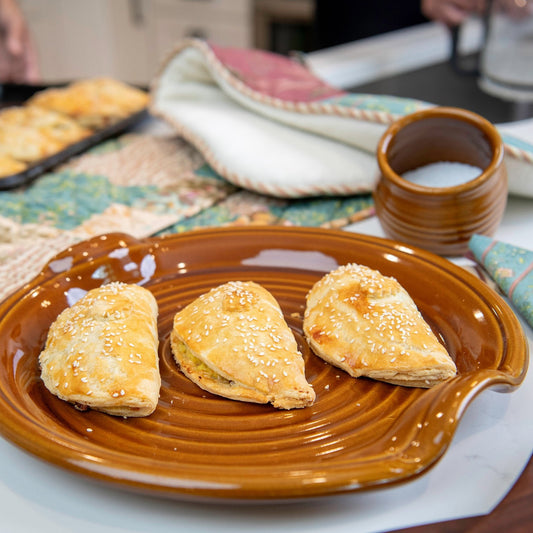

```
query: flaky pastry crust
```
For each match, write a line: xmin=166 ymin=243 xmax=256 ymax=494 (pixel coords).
xmin=170 ymin=281 xmax=315 ymax=409
xmin=303 ymin=263 xmax=457 ymax=388
xmin=0 ymin=153 xmax=27 ymax=177
xmin=0 ymin=122 xmax=64 ymax=162
xmin=0 ymin=106 xmax=91 ymax=146
xmin=39 ymin=282 xmax=161 ymax=417
xmin=28 ymin=77 xmax=149 ymax=129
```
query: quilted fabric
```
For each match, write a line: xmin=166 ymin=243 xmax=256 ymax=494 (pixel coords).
xmin=0 ymin=132 xmax=373 ymax=302
xmin=151 ymin=39 xmax=533 ymax=198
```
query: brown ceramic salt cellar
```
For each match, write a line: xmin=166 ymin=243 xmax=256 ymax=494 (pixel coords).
xmin=374 ymin=107 xmax=507 ymax=256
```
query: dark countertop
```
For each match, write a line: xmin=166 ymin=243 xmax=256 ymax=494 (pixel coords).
xmin=348 ymin=56 xmax=533 ymax=124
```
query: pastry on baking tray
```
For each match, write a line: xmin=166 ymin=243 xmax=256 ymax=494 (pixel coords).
xmin=39 ymin=282 xmax=161 ymax=417
xmin=0 ymin=153 xmax=27 ymax=177
xmin=0 ymin=122 xmax=64 ymax=162
xmin=303 ymin=263 xmax=457 ymax=388
xmin=170 ymin=281 xmax=315 ymax=409
xmin=0 ymin=105 xmax=91 ymax=146
xmin=70 ymin=77 xmax=149 ymax=115
xmin=28 ymin=77 xmax=149 ymax=129
xmin=27 ymin=87 xmax=93 ymax=127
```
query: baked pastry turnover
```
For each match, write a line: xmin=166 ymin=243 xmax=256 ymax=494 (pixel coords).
xmin=170 ymin=281 xmax=315 ymax=409
xmin=303 ymin=263 xmax=457 ymax=388
xmin=39 ymin=282 xmax=161 ymax=417
xmin=0 ymin=78 xmax=148 ymax=179
xmin=0 ymin=153 xmax=27 ymax=177
xmin=28 ymin=77 xmax=149 ymax=129
xmin=0 ymin=122 xmax=64 ymax=162
xmin=0 ymin=106 xmax=91 ymax=146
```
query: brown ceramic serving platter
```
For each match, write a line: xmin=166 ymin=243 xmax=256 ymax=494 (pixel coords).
xmin=0 ymin=227 xmax=527 ymax=502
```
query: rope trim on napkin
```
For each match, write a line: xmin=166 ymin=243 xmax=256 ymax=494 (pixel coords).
xmin=505 ymin=143 xmax=533 ymax=164
xmin=149 ymin=39 xmax=394 ymax=198
xmin=151 ymin=38 xmax=533 ymax=199
xmin=150 ymin=108 xmax=371 ymax=198
xmin=155 ymin=39 xmax=533 ymax=153
xmin=194 ymin=40 xmax=396 ymax=125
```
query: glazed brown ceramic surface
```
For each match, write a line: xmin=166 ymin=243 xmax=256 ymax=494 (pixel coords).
xmin=0 ymin=228 xmax=527 ymax=502
xmin=374 ymin=107 xmax=508 ymax=256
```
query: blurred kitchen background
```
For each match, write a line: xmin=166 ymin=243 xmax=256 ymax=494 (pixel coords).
xmin=16 ymin=0 xmax=533 ymax=123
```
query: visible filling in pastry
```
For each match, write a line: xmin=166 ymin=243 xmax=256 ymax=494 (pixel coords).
xmin=170 ymin=281 xmax=315 ymax=409
xmin=174 ymin=341 xmax=230 ymax=384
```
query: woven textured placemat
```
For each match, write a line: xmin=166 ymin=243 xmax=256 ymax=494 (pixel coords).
xmin=0 ymin=132 xmax=374 ymax=301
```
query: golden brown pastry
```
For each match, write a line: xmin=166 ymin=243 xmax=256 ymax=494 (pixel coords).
xmin=0 ymin=153 xmax=27 ymax=177
xmin=303 ymin=263 xmax=457 ymax=388
xmin=0 ymin=105 xmax=91 ymax=146
xmin=39 ymin=282 xmax=161 ymax=417
xmin=27 ymin=87 xmax=94 ymax=126
xmin=28 ymin=77 xmax=149 ymax=129
xmin=70 ymin=77 xmax=149 ymax=115
xmin=170 ymin=281 xmax=315 ymax=409
xmin=0 ymin=122 xmax=64 ymax=162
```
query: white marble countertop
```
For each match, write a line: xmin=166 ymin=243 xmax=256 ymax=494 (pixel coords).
xmin=0 ymin=118 xmax=531 ymax=533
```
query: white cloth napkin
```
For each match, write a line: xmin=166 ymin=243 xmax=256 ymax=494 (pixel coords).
xmin=150 ymin=39 xmax=533 ymax=199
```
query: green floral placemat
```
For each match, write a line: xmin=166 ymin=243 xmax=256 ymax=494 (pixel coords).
xmin=0 ymin=132 xmax=374 ymax=300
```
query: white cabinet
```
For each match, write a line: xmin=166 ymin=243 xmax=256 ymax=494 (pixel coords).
xmin=18 ymin=0 xmax=126 ymax=82
xmin=151 ymin=0 xmax=253 ymax=70
xmin=18 ymin=0 xmax=254 ymax=85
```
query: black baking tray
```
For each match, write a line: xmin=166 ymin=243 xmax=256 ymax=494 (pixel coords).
xmin=0 ymin=83 xmax=150 ymax=191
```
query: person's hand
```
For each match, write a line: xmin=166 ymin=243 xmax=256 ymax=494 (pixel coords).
xmin=421 ymin=0 xmax=487 ymax=26
xmin=0 ymin=0 xmax=40 ymax=83
xmin=493 ymin=0 xmax=533 ymax=18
